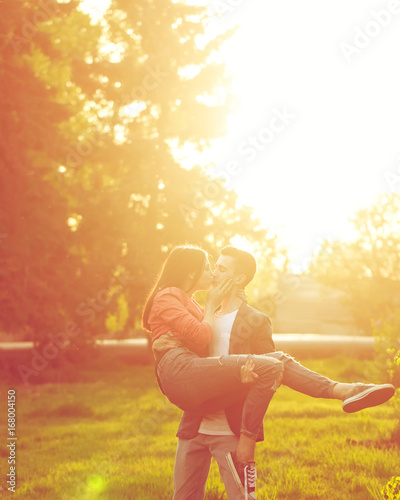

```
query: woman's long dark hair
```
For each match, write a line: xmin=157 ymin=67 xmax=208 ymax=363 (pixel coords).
xmin=142 ymin=245 xmax=209 ymax=332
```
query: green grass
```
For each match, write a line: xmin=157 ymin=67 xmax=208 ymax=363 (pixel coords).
xmin=0 ymin=356 xmax=399 ymax=499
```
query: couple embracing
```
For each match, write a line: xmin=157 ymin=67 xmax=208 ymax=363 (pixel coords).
xmin=142 ymin=245 xmax=395 ymax=499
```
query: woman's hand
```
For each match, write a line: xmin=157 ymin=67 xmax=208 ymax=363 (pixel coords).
xmin=206 ymin=278 xmax=233 ymax=310
xmin=240 ymin=357 xmax=259 ymax=385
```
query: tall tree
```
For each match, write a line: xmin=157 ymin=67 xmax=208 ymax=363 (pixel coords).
xmin=57 ymin=0 xmax=281 ymax=333
xmin=0 ymin=0 xmax=282 ymax=345
xmin=0 ymin=0 xmax=89 ymax=341
xmin=309 ymin=193 xmax=400 ymax=334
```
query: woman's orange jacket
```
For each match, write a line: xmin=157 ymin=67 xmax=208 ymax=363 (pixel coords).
xmin=148 ymin=287 xmax=212 ymax=353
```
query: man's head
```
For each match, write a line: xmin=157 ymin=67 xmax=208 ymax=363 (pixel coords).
xmin=212 ymin=246 xmax=257 ymax=288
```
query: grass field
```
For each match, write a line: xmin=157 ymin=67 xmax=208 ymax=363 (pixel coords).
xmin=0 ymin=355 xmax=399 ymax=499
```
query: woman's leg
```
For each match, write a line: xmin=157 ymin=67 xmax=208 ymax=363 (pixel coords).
xmin=157 ymin=348 xmax=283 ymax=441
xmin=262 ymin=351 xmax=337 ymax=398
xmin=260 ymin=351 xmax=395 ymax=409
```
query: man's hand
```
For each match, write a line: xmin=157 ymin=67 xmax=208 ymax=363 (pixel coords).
xmin=240 ymin=357 xmax=259 ymax=385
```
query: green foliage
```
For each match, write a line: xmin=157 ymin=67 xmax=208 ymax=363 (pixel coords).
xmin=105 ymin=292 xmax=129 ymax=334
xmin=382 ymin=477 xmax=400 ymax=500
xmin=373 ymin=311 xmax=400 ymax=384
xmin=309 ymin=193 xmax=400 ymax=334
xmin=372 ymin=311 xmax=400 ymax=446
xmin=0 ymin=0 xmax=88 ymax=341
xmin=1 ymin=0 xmax=283 ymax=342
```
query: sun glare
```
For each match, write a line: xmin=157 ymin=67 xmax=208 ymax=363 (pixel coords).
xmin=195 ymin=1 xmax=400 ymax=268
xmin=79 ymin=0 xmax=110 ymax=22
xmin=79 ymin=0 xmax=400 ymax=269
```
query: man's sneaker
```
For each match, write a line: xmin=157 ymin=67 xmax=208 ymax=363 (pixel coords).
xmin=342 ymin=383 xmax=395 ymax=413
xmin=225 ymin=451 xmax=257 ymax=499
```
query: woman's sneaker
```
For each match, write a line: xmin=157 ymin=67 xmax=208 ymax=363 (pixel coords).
xmin=342 ymin=383 xmax=395 ymax=413
xmin=225 ymin=451 xmax=257 ymax=499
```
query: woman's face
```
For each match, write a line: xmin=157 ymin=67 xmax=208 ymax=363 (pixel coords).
xmin=193 ymin=258 xmax=213 ymax=291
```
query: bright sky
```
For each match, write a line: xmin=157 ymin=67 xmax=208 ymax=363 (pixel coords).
xmin=201 ymin=0 xmax=400 ymax=270
xmin=81 ymin=0 xmax=400 ymax=270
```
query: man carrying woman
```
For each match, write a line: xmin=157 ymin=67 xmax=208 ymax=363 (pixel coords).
xmin=142 ymin=245 xmax=395 ymax=499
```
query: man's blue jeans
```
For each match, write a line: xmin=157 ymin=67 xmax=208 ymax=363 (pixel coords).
xmin=157 ymin=348 xmax=337 ymax=440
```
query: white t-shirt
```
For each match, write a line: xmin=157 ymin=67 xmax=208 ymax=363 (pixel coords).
xmin=198 ymin=309 xmax=239 ymax=436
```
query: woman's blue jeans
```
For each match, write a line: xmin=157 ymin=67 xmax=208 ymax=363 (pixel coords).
xmin=157 ymin=348 xmax=337 ymax=440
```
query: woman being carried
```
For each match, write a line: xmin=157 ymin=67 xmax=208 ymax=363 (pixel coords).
xmin=142 ymin=245 xmax=395 ymax=499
